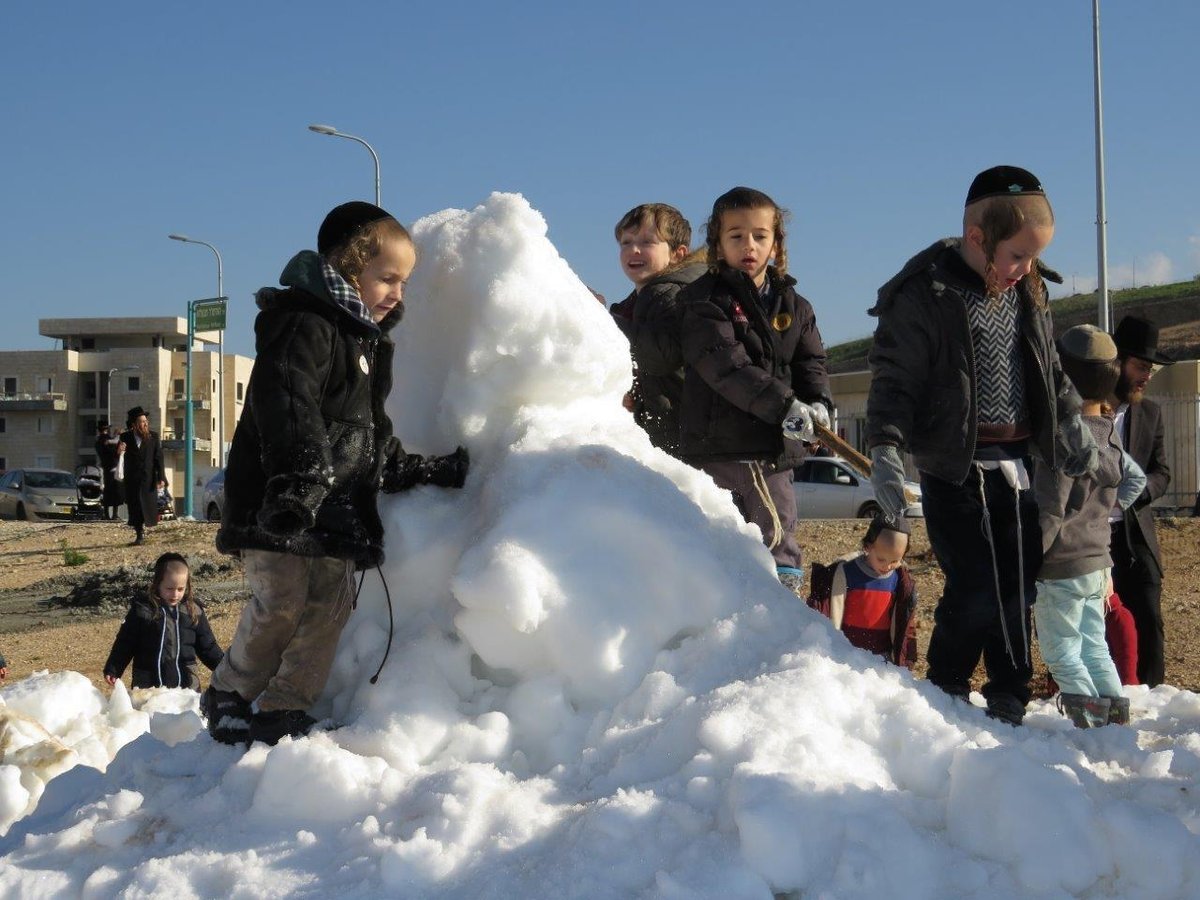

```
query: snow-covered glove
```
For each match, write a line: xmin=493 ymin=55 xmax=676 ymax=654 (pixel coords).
xmin=810 ymin=401 xmax=831 ymax=433
xmin=381 ymin=445 xmax=425 ymax=494
xmin=781 ymin=399 xmax=817 ymax=442
xmin=1057 ymin=413 xmax=1100 ymax=478
xmin=420 ymin=446 xmax=470 ymax=489
xmin=869 ymin=444 xmax=908 ymax=522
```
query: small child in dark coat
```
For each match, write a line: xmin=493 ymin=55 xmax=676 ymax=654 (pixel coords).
xmin=807 ymin=516 xmax=918 ymax=668
xmin=104 ymin=553 xmax=223 ymax=690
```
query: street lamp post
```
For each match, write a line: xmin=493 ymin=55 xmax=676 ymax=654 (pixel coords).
xmin=168 ymin=233 xmax=226 ymax=472
xmin=308 ymin=124 xmax=381 ymax=206
xmin=1091 ymin=0 xmax=1111 ymax=331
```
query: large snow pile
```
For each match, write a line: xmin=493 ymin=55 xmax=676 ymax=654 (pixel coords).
xmin=3 ymin=193 xmax=1200 ymax=899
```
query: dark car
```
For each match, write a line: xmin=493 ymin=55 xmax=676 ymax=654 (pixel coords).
xmin=202 ymin=469 xmax=226 ymax=522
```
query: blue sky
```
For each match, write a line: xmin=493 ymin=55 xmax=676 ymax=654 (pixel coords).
xmin=2 ymin=1 xmax=1197 ymax=359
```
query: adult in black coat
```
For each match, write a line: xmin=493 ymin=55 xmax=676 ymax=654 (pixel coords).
xmin=1110 ymin=316 xmax=1173 ymax=687
xmin=94 ymin=422 xmax=124 ymax=520
xmin=119 ymin=406 xmax=165 ymax=545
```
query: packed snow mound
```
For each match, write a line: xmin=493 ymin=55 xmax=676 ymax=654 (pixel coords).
xmin=3 ymin=193 xmax=1200 ymax=899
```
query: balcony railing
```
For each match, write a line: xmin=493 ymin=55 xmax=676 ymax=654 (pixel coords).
xmin=0 ymin=392 xmax=68 ymax=411
xmin=160 ymin=430 xmax=213 ymax=453
xmin=166 ymin=393 xmax=212 ymax=410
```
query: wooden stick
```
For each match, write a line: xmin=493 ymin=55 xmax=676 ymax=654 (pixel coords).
xmin=813 ymin=422 xmax=872 ymax=478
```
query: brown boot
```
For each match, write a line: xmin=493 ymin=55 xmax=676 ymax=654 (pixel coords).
xmin=1106 ymin=696 xmax=1131 ymax=726
xmin=1058 ymin=693 xmax=1111 ymax=729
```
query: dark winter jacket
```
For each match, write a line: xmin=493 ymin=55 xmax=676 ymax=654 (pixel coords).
xmin=1115 ymin=397 xmax=1170 ymax=575
xmin=103 ymin=593 xmax=223 ymax=690
xmin=866 ymin=239 xmax=1080 ymax=484
xmin=610 ymin=254 xmax=706 ymax=456
xmin=678 ymin=264 xmax=831 ymax=465
xmin=807 ymin=557 xmax=918 ymax=669
xmin=216 ymin=250 xmax=399 ymax=569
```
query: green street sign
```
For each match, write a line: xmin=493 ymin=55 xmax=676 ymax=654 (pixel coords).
xmin=193 ymin=298 xmax=227 ymax=332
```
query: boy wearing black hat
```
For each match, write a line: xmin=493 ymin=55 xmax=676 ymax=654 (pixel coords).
xmin=1034 ymin=325 xmax=1145 ymax=727
xmin=866 ymin=166 xmax=1096 ymax=725
xmin=117 ymin=406 xmax=165 ymax=545
xmin=203 ymin=201 xmax=469 ymax=746
xmin=1110 ymin=315 xmax=1174 ymax=686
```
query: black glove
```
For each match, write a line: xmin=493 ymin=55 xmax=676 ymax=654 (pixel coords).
xmin=382 ymin=450 xmax=426 ymax=494
xmin=257 ymin=496 xmax=315 ymax=538
xmin=420 ymin=446 xmax=470 ymax=489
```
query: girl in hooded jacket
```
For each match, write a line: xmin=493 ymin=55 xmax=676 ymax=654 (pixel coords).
xmin=104 ymin=552 xmax=223 ymax=690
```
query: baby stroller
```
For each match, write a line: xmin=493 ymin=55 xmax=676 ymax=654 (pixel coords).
xmin=74 ymin=464 xmax=105 ymax=521
xmin=157 ymin=483 xmax=176 ymax=522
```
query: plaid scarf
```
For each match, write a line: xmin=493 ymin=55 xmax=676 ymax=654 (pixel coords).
xmin=321 ymin=260 xmax=377 ymax=328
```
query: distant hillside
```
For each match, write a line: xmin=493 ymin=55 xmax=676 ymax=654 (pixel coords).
xmin=827 ymin=278 xmax=1200 ymax=373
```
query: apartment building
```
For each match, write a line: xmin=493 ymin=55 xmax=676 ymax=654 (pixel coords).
xmin=0 ymin=317 xmax=254 ymax=512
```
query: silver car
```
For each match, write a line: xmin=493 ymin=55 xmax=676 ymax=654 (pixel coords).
xmin=202 ymin=469 xmax=226 ymax=522
xmin=793 ymin=456 xmax=923 ymax=519
xmin=0 ymin=468 xmax=81 ymax=521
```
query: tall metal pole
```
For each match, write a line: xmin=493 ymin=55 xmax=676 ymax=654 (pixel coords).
xmin=169 ymin=234 xmax=226 ymax=468
xmin=185 ymin=300 xmax=196 ymax=519
xmin=308 ymin=124 xmax=381 ymax=206
xmin=1092 ymin=0 xmax=1111 ymax=331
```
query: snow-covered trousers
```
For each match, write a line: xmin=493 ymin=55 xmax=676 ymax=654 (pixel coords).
xmin=1035 ymin=571 xmax=1123 ymax=699
xmin=210 ymin=549 xmax=355 ymax=712
xmin=701 ymin=460 xmax=802 ymax=570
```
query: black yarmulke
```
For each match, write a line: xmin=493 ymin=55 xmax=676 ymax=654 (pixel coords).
xmin=965 ymin=166 xmax=1044 ymax=206
xmin=317 ymin=201 xmax=394 ymax=255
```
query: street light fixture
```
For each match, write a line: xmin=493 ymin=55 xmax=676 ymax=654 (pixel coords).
xmin=307 ymin=123 xmax=381 ymax=206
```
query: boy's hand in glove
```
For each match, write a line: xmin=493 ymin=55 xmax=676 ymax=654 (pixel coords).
xmin=420 ymin=446 xmax=470 ymax=489
xmin=781 ymin=399 xmax=817 ymax=442
xmin=869 ymin=444 xmax=908 ymax=521
xmin=1057 ymin=413 xmax=1099 ymax=477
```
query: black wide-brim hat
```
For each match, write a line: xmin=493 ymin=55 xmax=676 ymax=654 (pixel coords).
xmin=1113 ymin=315 xmax=1174 ymax=365
xmin=126 ymin=406 xmax=149 ymax=427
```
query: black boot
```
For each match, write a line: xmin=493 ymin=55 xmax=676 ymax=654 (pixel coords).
xmin=1106 ymin=696 xmax=1131 ymax=726
xmin=1058 ymin=693 xmax=1111 ymax=729
xmin=250 ymin=709 xmax=318 ymax=745
xmin=985 ymin=693 xmax=1027 ymax=727
xmin=201 ymin=687 xmax=252 ymax=745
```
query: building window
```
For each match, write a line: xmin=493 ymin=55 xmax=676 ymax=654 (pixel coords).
xmin=3 ymin=377 xmax=17 ymax=396
xmin=236 ymin=381 xmax=244 ymax=402
xmin=173 ymin=417 xmax=184 ymax=439
xmin=174 ymin=378 xmax=185 ymax=397
xmin=128 ymin=376 xmax=140 ymax=392
xmin=37 ymin=416 xmax=52 ymax=434
xmin=81 ymin=338 xmax=95 ymax=350
xmin=0 ymin=417 xmax=5 ymax=433
xmin=35 ymin=456 xmax=53 ymax=468
xmin=0 ymin=457 xmax=6 ymax=471
xmin=212 ymin=379 xmax=216 ymax=393
xmin=36 ymin=376 xmax=53 ymax=393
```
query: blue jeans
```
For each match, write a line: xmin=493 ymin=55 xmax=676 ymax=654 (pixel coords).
xmin=1034 ymin=570 xmax=1122 ymax=698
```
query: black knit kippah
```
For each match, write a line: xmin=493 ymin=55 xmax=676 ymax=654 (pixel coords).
xmin=317 ymin=201 xmax=394 ymax=255
xmin=965 ymin=166 xmax=1044 ymax=206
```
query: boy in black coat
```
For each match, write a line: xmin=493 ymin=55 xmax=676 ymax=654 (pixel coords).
xmin=204 ymin=202 xmax=468 ymax=747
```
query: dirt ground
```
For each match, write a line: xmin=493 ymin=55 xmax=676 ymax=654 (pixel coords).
xmin=0 ymin=516 xmax=1197 ymax=696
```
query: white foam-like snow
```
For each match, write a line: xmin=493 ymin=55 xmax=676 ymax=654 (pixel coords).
xmin=2 ymin=193 xmax=1199 ymax=899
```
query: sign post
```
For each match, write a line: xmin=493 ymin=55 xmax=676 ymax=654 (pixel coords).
xmin=184 ymin=297 xmax=227 ymax=519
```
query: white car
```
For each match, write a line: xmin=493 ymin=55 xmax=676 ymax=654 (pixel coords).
xmin=792 ymin=456 xmax=923 ymax=519
xmin=0 ymin=468 xmax=81 ymax=521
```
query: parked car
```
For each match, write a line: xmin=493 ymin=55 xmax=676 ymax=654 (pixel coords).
xmin=0 ymin=468 xmax=81 ymax=521
xmin=202 ymin=469 xmax=226 ymax=522
xmin=792 ymin=456 xmax=922 ymax=519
